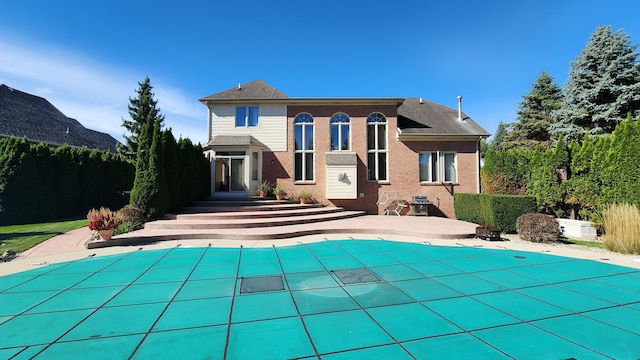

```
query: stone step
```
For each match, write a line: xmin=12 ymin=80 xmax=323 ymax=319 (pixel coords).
xmin=144 ymin=210 xmax=366 ymax=230
xmin=176 ymin=206 xmax=346 ymax=220
xmin=179 ymin=202 xmax=324 ymax=214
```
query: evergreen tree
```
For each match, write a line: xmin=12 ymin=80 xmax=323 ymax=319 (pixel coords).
xmin=551 ymin=26 xmax=640 ymax=141
xmin=119 ymin=77 xmax=165 ymax=161
xmin=527 ymin=137 xmax=570 ymax=217
xmin=503 ymin=71 xmax=564 ymax=150
xmin=490 ymin=121 xmax=510 ymax=150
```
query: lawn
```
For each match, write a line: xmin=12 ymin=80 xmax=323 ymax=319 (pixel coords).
xmin=560 ymin=237 xmax=605 ymax=249
xmin=0 ymin=218 xmax=87 ymax=253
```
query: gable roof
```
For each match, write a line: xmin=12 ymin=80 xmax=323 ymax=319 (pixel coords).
xmin=397 ymin=98 xmax=490 ymax=139
xmin=200 ymin=79 xmax=289 ymax=101
xmin=0 ymin=84 xmax=119 ymax=152
xmin=200 ymin=80 xmax=490 ymax=139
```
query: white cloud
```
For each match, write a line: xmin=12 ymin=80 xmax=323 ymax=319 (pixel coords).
xmin=0 ymin=38 xmax=206 ymax=144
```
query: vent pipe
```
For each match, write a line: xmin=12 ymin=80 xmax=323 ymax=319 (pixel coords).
xmin=457 ymin=96 xmax=463 ymax=121
xmin=238 ymin=83 xmax=241 ymax=89
xmin=419 ymin=97 xmax=423 ymax=104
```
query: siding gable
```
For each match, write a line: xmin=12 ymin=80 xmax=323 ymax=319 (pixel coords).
xmin=209 ymin=104 xmax=287 ymax=151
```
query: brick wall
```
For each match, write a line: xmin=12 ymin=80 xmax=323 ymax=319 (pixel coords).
xmin=262 ymin=104 xmax=480 ymax=218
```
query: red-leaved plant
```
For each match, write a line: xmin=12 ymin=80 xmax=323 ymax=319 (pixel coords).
xmin=87 ymin=207 xmax=123 ymax=231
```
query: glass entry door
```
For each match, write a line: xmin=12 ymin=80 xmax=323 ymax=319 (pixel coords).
xmin=230 ymin=158 xmax=244 ymax=192
xmin=215 ymin=152 xmax=245 ymax=193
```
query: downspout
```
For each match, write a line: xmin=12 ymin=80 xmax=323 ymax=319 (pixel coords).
xmin=476 ymin=138 xmax=481 ymax=193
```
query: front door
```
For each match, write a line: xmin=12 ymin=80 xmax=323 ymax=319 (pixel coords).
xmin=215 ymin=152 xmax=246 ymax=193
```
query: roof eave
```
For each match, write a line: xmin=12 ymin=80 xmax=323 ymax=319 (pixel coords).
xmin=199 ymin=97 xmax=405 ymax=106
xmin=396 ymin=132 xmax=489 ymax=142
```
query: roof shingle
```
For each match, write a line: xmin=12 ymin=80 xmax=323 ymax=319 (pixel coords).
xmin=0 ymin=84 xmax=120 ymax=152
xmin=397 ymin=98 xmax=490 ymax=137
xmin=199 ymin=79 xmax=288 ymax=101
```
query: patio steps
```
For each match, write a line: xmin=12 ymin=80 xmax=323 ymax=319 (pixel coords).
xmin=143 ymin=197 xmax=366 ymax=231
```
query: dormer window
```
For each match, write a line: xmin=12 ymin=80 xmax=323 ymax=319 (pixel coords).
xmin=236 ymin=106 xmax=259 ymax=127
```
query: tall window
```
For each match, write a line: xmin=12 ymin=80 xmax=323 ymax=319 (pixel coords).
xmin=236 ymin=106 xmax=259 ymax=127
xmin=419 ymin=152 xmax=457 ymax=183
xmin=330 ymin=113 xmax=350 ymax=151
xmin=367 ymin=113 xmax=387 ymax=181
xmin=294 ymin=113 xmax=314 ymax=181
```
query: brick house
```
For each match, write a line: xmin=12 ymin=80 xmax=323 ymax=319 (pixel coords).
xmin=200 ymin=80 xmax=489 ymax=218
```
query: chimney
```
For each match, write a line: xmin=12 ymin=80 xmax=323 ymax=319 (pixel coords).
xmin=457 ymin=96 xmax=463 ymax=121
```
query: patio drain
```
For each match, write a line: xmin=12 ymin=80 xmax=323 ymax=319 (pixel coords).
xmin=333 ymin=268 xmax=381 ymax=285
xmin=240 ymin=275 xmax=285 ymax=294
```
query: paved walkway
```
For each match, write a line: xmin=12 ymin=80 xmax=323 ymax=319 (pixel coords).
xmin=2 ymin=215 xmax=640 ymax=276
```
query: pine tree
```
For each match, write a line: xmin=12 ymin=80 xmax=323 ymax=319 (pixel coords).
xmin=551 ymin=26 xmax=640 ymax=141
xmin=490 ymin=121 xmax=510 ymax=150
xmin=118 ymin=77 xmax=165 ymax=161
xmin=503 ymin=71 xmax=563 ymax=150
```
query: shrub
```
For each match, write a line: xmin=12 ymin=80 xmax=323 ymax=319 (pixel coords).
xmin=118 ymin=205 xmax=147 ymax=231
xmin=87 ymin=207 xmax=123 ymax=231
xmin=602 ymin=204 xmax=640 ymax=254
xmin=455 ymin=193 xmax=537 ymax=233
xmin=516 ymin=213 xmax=561 ymax=243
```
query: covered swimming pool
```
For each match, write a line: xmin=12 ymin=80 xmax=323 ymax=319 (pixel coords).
xmin=1 ymin=239 xmax=640 ymax=359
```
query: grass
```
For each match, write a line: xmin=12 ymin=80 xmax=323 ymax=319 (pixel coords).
xmin=602 ymin=204 xmax=640 ymax=254
xmin=0 ymin=218 xmax=87 ymax=253
xmin=559 ymin=237 xmax=605 ymax=249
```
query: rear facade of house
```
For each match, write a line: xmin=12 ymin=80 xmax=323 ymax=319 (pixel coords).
xmin=200 ymin=80 xmax=490 ymax=218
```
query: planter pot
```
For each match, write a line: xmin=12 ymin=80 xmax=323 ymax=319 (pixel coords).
xmin=300 ymin=198 xmax=310 ymax=204
xmin=99 ymin=229 xmax=114 ymax=241
xmin=276 ymin=194 xmax=285 ymax=200
xmin=259 ymin=191 xmax=267 ymax=198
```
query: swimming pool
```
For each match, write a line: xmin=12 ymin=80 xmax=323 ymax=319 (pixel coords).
xmin=1 ymin=239 xmax=639 ymax=359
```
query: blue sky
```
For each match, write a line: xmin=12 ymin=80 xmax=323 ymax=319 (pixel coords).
xmin=1 ymin=0 xmax=639 ymax=145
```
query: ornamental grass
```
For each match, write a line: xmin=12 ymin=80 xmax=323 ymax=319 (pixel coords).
xmin=602 ymin=203 xmax=640 ymax=254
xmin=87 ymin=207 xmax=123 ymax=231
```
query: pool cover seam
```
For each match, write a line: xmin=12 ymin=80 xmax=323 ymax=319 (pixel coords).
xmin=303 ymin=241 xmax=419 ymax=359
xmin=273 ymin=244 xmax=321 ymax=359
xmin=222 ymin=245 xmax=243 ymax=360
xmin=129 ymin=245 xmax=210 ymax=359
xmin=3 ymin=241 xmax=640 ymax=359
xmin=27 ymin=247 xmax=180 ymax=359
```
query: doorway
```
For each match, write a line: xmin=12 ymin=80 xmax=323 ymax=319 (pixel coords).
xmin=215 ymin=152 xmax=245 ymax=193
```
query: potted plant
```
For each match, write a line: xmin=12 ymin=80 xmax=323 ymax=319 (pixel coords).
xmin=256 ymin=180 xmax=273 ymax=197
xmin=298 ymin=189 xmax=312 ymax=204
xmin=273 ymin=183 xmax=287 ymax=200
xmin=87 ymin=207 xmax=123 ymax=240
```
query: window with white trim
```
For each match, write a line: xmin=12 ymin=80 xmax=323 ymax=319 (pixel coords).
xmin=294 ymin=113 xmax=314 ymax=181
xmin=419 ymin=152 xmax=457 ymax=183
xmin=367 ymin=113 xmax=387 ymax=181
xmin=330 ymin=113 xmax=350 ymax=151
xmin=235 ymin=106 xmax=259 ymax=127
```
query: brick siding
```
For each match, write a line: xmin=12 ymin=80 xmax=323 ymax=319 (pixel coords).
xmin=262 ymin=104 xmax=480 ymax=218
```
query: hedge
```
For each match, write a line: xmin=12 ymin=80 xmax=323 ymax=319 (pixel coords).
xmin=0 ymin=138 xmax=134 ymax=225
xmin=455 ymin=193 xmax=537 ymax=233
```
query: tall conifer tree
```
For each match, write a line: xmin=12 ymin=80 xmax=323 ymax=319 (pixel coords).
xmin=551 ymin=26 xmax=640 ymax=141
xmin=503 ymin=71 xmax=563 ymax=150
xmin=119 ymin=77 xmax=165 ymax=161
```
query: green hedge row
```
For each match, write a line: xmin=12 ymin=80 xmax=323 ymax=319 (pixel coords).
xmin=454 ymin=193 xmax=537 ymax=233
xmin=0 ymin=137 xmax=134 ymax=225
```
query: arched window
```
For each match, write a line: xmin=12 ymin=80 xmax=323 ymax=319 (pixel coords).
xmin=294 ymin=113 xmax=314 ymax=181
xmin=330 ymin=113 xmax=350 ymax=151
xmin=367 ymin=113 xmax=387 ymax=181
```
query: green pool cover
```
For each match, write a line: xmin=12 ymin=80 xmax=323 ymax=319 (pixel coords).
xmin=1 ymin=240 xmax=639 ymax=359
